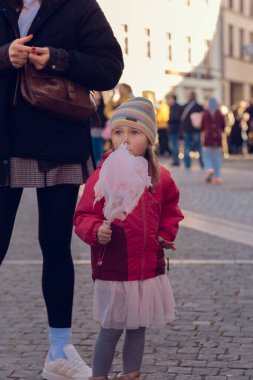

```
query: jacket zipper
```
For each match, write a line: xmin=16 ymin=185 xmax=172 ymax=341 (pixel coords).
xmin=97 ymin=245 xmax=105 ymax=266
xmin=141 ymin=196 xmax=147 ymax=280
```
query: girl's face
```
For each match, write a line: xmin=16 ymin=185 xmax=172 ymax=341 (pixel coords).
xmin=111 ymin=125 xmax=149 ymax=156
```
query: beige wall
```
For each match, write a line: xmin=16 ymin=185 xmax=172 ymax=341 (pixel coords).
xmin=222 ymin=0 xmax=253 ymax=105
xmin=98 ymin=0 xmax=222 ymax=104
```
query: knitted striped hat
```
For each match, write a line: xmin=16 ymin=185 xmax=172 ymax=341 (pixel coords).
xmin=110 ymin=97 xmax=157 ymax=144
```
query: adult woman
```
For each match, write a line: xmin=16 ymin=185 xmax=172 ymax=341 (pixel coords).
xmin=0 ymin=0 xmax=123 ymax=379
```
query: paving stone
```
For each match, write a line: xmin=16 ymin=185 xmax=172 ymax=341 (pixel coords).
xmin=192 ymin=367 xmax=219 ymax=376
xmin=222 ymin=377 xmax=250 ymax=380
xmin=219 ymin=368 xmax=245 ymax=376
xmin=207 ymin=361 xmax=229 ymax=368
xmin=167 ymin=367 xmax=192 ymax=375
xmin=146 ymin=374 xmax=176 ymax=380
xmin=180 ymin=360 xmax=207 ymax=368
xmin=175 ymin=376 xmax=202 ymax=380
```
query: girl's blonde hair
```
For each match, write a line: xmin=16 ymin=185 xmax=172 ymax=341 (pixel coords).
xmin=145 ymin=146 xmax=160 ymax=187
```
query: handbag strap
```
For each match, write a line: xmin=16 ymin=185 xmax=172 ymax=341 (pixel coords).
xmin=11 ymin=24 xmax=21 ymax=105
xmin=180 ymin=101 xmax=195 ymax=122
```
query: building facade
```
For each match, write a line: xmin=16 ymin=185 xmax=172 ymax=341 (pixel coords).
xmin=222 ymin=0 xmax=253 ymax=106
xmin=98 ymin=0 xmax=222 ymax=104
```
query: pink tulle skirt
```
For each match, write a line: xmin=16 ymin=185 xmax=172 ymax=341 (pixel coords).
xmin=93 ymin=275 xmax=176 ymax=329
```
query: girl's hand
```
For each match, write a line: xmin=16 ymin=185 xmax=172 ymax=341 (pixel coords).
xmin=97 ymin=223 xmax=112 ymax=245
xmin=158 ymin=236 xmax=176 ymax=250
xmin=8 ymin=35 xmax=33 ymax=68
xmin=29 ymin=47 xmax=50 ymax=70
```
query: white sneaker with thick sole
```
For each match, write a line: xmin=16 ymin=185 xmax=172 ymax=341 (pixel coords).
xmin=42 ymin=344 xmax=92 ymax=380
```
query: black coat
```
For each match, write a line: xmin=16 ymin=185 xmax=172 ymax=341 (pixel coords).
xmin=168 ymin=103 xmax=182 ymax=134
xmin=181 ymin=101 xmax=203 ymax=134
xmin=0 ymin=0 xmax=123 ymax=173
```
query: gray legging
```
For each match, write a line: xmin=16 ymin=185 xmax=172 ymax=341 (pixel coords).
xmin=92 ymin=326 xmax=146 ymax=377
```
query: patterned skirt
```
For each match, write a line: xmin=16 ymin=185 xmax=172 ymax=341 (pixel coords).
xmin=4 ymin=156 xmax=94 ymax=188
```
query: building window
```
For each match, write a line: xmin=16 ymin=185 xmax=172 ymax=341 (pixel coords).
xmin=121 ymin=24 xmax=129 ymax=55
xmin=239 ymin=0 xmax=244 ymax=13
xmin=228 ymin=25 xmax=234 ymax=56
xmin=250 ymin=0 xmax=253 ymax=16
xmin=166 ymin=32 xmax=173 ymax=62
xmin=144 ymin=28 xmax=151 ymax=58
xmin=186 ymin=36 xmax=192 ymax=64
xmin=239 ymin=28 xmax=244 ymax=58
xmin=250 ymin=32 xmax=253 ymax=61
xmin=230 ymin=82 xmax=243 ymax=105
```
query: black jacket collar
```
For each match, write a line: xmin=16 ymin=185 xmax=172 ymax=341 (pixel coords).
xmin=0 ymin=0 xmax=69 ymax=36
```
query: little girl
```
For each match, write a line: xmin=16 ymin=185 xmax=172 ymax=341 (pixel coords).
xmin=74 ymin=97 xmax=184 ymax=380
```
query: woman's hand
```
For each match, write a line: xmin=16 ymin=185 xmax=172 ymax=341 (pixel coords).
xmin=8 ymin=34 xmax=33 ymax=69
xmin=158 ymin=236 xmax=176 ymax=251
xmin=29 ymin=47 xmax=50 ymax=70
xmin=97 ymin=223 xmax=112 ymax=245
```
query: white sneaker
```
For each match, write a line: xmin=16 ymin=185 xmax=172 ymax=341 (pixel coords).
xmin=42 ymin=344 xmax=92 ymax=380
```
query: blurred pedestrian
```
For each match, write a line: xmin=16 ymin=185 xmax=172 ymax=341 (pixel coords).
xmin=74 ymin=97 xmax=184 ymax=380
xmin=156 ymin=99 xmax=171 ymax=157
xmin=0 ymin=0 xmax=123 ymax=379
xmin=104 ymin=83 xmax=133 ymax=120
xmin=244 ymin=99 xmax=253 ymax=153
xmin=181 ymin=92 xmax=203 ymax=169
xmin=103 ymin=83 xmax=133 ymax=151
xmin=91 ymin=92 xmax=107 ymax=166
xmin=167 ymin=94 xmax=182 ymax=166
xmin=201 ymin=97 xmax=225 ymax=184
xmin=228 ymin=105 xmax=244 ymax=154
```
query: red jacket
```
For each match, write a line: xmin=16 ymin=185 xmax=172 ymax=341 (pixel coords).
xmin=201 ymin=110 xmax=225 ymax=147
xmin=74 ymin=153 xmax=184 ymax=281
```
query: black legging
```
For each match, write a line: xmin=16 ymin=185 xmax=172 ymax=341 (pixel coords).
xmin=0 ymin=184 xmax=79 ymax=328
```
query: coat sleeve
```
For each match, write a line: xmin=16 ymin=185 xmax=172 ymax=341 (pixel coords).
xmin=73 ymin=170 xmax=105 ymax=247
xmin=201 ymin=111 xmax=207 ymax=131
xmin=158 ymin=168 xmax=184 ymax=242
xmin=220 ymin=112 xmax=226 ymax=131
xmin=0 ymin=43 xmax=14 ymax=72
xmin=64 ymin=0 xmax=123 ymax=90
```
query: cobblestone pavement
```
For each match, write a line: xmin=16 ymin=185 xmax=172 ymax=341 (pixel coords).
xmin=1 ymin=156 xmax=253 ymax=380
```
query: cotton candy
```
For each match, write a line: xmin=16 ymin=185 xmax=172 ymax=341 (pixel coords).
xmin=94 ymin=144 xmax=152 ymax=223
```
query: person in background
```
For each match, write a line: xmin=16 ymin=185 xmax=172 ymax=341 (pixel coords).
xmin=167 ymin=94 xmax=182 ymax=166
xmin=244 ymin=100 xmax=253 ymax=154
xmin=0 ymin=0 xmax=123 ymax=379
xmin=91 ymin=92 xmax=107 ymax=166
xmin=74 ymin=97 xmax=184 ymax=380
xmin=228 ymin=105 xmax=244 ymax=155
xmin=180 ymin=92 xmax=203 ymax=169
xmin=201 ymin=97 xmax=225 ymax=184
xmin=103 ymin=84 xmax=133 ymax=151
xmin=104 ymin=83 xmax=133 ymax=120
xmin=156 ymin=99 xmax=171 ymax=157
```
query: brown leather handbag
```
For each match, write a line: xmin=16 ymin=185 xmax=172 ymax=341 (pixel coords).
xmin=19 ymin=63 xmax=97 ymax=123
